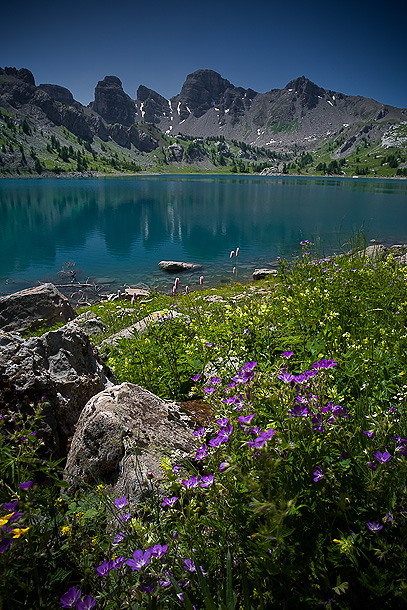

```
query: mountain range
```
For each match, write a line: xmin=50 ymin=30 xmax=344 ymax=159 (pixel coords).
xmin=0 ymin=66 xmax=406 ymax=177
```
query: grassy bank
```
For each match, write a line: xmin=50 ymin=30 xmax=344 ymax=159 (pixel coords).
xmin=1 ymin=241 xmax=407 ymax=609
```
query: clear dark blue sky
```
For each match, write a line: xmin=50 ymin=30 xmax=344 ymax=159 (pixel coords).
xmin=2 ymin=0 xmax=406 ymax=108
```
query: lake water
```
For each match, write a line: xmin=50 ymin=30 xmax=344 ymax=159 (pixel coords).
xmin=1 ymin=174 xmax=406 ymax=295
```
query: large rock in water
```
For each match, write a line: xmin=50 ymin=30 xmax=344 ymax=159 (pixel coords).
xmin=0 ymin=326 xmax=115 ymax=455
xmin=64 ymin=383 xmax=194 ymax=499
xmin=158 ymin=261 xmax=202 ymax=273
xmin=0 ymin=283 xmax=76 ymax=334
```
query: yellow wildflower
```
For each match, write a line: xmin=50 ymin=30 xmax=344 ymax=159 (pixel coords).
xmin=11 ymin=527 xmax=29 ymax=538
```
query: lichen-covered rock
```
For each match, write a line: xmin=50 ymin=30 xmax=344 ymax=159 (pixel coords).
xmin=0 ymin=283 xmax=76 ymax=334
xmin=64 ymin=383 xmax=194 ymax=500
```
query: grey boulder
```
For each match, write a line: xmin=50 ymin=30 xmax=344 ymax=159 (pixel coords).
xmin=158 ymin=261 xmax=202 ymax=273
xmin=0 ymin=283 xmax=76 ymax=334
xmin=64 ymin=383 xmax=194 ymax=500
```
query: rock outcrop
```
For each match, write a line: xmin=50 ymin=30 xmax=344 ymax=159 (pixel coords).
xmin=252 ymin=269 xmax=279 ymax=280
xmin=0 ymin=283 xmax=76 ymax=334
xmin=64 ymin=383 xmax=194 ymax=499
xmin=0 ymin=326 xmax=115 ymax=455
xmin=91 ymin=75 xmax=136 ymax=126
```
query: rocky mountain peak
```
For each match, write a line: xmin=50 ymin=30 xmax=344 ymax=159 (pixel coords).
xmin=91 ymin=75 xmax=136 ymax=126
xmin=0 ymin=67 xmax=35 ymax=86
xmin=176 ymin=69 xmax=233 ymax=118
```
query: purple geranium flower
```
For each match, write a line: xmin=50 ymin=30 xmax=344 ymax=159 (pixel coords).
xmin=366 ymin=520 xmax=383 ymax=533
xmin=150 ymin=544 xmax=168 ymax=559
xmin=111 ymin=556 xmax=126 ymax=570
xmin=247 ymin=429 xmax=276 ymax=449
xmin=200 ymin=474 xmax=214 ymax=488
xmin=0 ymin=538 xmax=11 ymax=553
xmin=126 ymin=549 xmax=152 ymax=571
xmin=119 ymin=513 xmax=132 ymax=521
xmin=96 ymin=559 xmax=114 ymax=576
xmin=60 ymin=586 xmax=82 ymax=608
xmin=277 ymin=371 xmax=294 ymax=383
xmin=209 ymin=436 xmax=223 ymax=448
xmin=288 ymin=404 xmax=310 ymax=417
xmin=113 ymin=531 xmax=126 ymax=544
xmin=374 ymin=451 xmax=391 ymax=463
xmin=114 ymin=496 xmax=129 ymax=509
xmin=196 ymin=443 xmax=208 ymax=461
xmin=313 ymin=467 xmax=324 ymax=482
xmin=219 ymin=462 xmax=229 ymax=472
xmin=77 ymin=595 xmax=97 ymax=610
xmin=161 ymin=496 xmax=179 ymax=508
xmin=363 ymin=431 xmax=374 ymax=438
xmin=182 ymin=476 xmax=200 ymax=489
xmin=282 ymin=351 xmax=294 ymax=358
xmin=18 ymin=481 xmax=33 ymax=490
xmin=2 ymin=501 xmax=18 ymax=511
xmin=209 ymin=376 xmax=220 ymax=385
xmin=312 ymin=358 xmax=337 ymax=370
xmin=238 ymin=413 xmax=256 ymax=425
xmin=193 ymin=427 xmax=205 ymax=437
xmin=191 ymin=374 xmax=201 ymax=382
xmin=216 ymin=417 xmax=229 ymax=426
xmin=204 ymin=387 xmax=216 ymax=395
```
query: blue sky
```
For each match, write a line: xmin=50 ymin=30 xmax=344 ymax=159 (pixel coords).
xmin=2 ymin=0 xmax=406 ymax=108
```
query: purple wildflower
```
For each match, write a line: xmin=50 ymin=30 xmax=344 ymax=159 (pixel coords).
xmin=216 ymin=417 xmax=229 ymax=426
xmin=150 ymin=544 xmax=168 ymax=559
xmin=248 ymin=429 xmax=276 ymax=449
xmin=313 ymin=467 xmax=324 ymax=482
xmin=0 ymin=538 xmax=11 ymax=553
xmin=191 ymin=374 xmax=201 ymax=382
xmin=2 ymin=501 xmax=18 ymax=511
xmin=126 ymin=548 xmax=152 ymax=570
xmin=312 ymin=358 xmax=337 ymax=370
xmin=204 ymin=387 xmax=216 ymax=395
xmin=209 ymin=436 xmax=223 ymax=448
xmin=363 ymin=431 xmax=374 ymax=438
xmin=112 ymin=556 xmax=125 ymax=570
xmin=366 ymin=461 xmax=377 ymax=471
xmin=18 ymin=481 xmax=33 ymax=490
xmin=219 ymin=462 xmax=229 ymax=472
xmin=374 ymin=451 xmax=391 ymax=463
xmin=161 ymin=496 xmax=179 ymax=508
xmin=96 ymin=559 xmax=114 ymax=576
xmin=366 ymin=520 xmax=383 ymax=533
xmin=119 ymin=513 xmax=132 ymax=521
xmin=277 ymin=371 xmax=294 ymax=383
xmin=193 ymin=427 xmax=205 ymax=437
xmin=60 ymin=586 xmax=82 ymax=608
xmin=77 ymin=595 xmax=97 ymax=610
xmin=172 ymin=464 xmax=182 ymax=473
xmin=182 ymin=476 xmax=200 ymax=489
xmin=238 ymin=413 xmax=256 ymax=425
xmin=200 ymin=474 xmax=214 ymax=488
xmin=209 ymin=376 xmax=220 ymax=385
xmin=196 ymin=443 xmax=208 ymax=461
xmin=113 ymin=531 xmax=125 ymax=544
xmin=288 ymin=404 xmax=310 ymax=417
xmin=282 ymin=351 xmax=294 ymax=358
xmin=312 ymin=414 xmax=325 ymax=433
xmin=114 ymin=496 xmax=129 ymax=509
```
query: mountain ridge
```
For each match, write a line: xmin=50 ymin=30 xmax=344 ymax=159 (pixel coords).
xmin=0 ymin=65 xmax=406 ymax=178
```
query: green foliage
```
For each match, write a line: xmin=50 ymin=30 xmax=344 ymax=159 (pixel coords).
xmin=1 ymin=241 xmax=407 ymax=608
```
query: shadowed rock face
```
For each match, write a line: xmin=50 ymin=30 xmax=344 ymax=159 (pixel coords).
xmin=0 ymin=326 xmax=115 ymax=456
xmin=38 ymin=84 xmax=75 ymax=105
xmin=64 ymin=383 xmax=194 ymax=500
xmin=92 ymin=75 xmax=136 ymax=126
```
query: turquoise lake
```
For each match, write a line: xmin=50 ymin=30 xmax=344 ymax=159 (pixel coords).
xmin=1 ymin=175 xmax=406 ymax=295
